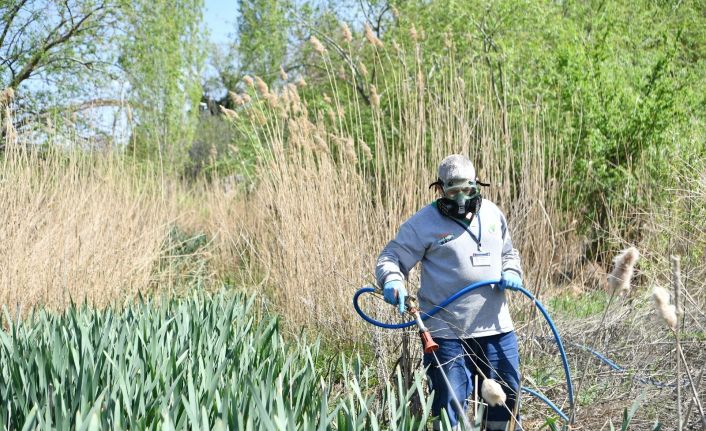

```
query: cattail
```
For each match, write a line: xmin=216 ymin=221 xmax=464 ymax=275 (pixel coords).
xmin=653 ymin=286 xmax=677 ymax=331
xmin=607 ymin=246 xmax=640 ymax=295
xmin=219 ymin=105 xmax=237 ymax=120
xmin=369 ymin=85 xmax=380 ymax=108
xmin=243 ymin=75 xmax=254 ymax=87
xmin=229 ymin=91 xmax=243 ymax=106
xmin=341 ymin=23 xmax=352 ymax=43
xmin=364 ymin=22 xmax=384 ymax=48
xmin=409 ymin=25 xmax=418 ymax=42
xmin=254 ymin=76 xmax=269 ymax=96
xmin=279 ymin=65 xmax=288 ymax=81
xmin=295 ymin=77 xmax=306 ymax=87
xmin=358 ymin=61 xmax=369 ymax=78
xmin=481 ymin=379 xmax=506 ymax=406
xmin=310 ymin=36 xmax=326 ymax=54
xmin=359 ymin=139 xmax=372 ymax=161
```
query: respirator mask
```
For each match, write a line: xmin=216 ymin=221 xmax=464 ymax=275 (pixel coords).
xmin=431 ymin=179 xmax=482 ymax=219
xmin=431 ymin=154 xmax=485 ymax=219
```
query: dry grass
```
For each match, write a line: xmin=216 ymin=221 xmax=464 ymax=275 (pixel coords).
xmin=0 ymin=134 xmax=174 ymax=315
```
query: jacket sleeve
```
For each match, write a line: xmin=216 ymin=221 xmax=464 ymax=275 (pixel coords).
xmin=499 ymin=211 xmax=523 ymax=278
xmin=375 ymin=221 xmax=427 ymax=287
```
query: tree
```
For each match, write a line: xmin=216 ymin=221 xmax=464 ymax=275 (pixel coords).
xmin=119 ymin=0 xmax=205 ymax=168
xmin=0 ymin=0 xmax=118 ymax=97
xmin=236 ymin=0 xmax=289 ymax=83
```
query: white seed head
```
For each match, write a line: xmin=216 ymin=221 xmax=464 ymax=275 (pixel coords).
xmin=653 ymin=286 xmax=677 ymax=330
xmin=359 ymin=139 xmax=372 ymax=161
xmin=310 ymin=36 xmax=326 ymax=54
xmin=229 ymin=91 xmax=243 ymax=106
xmin=608 ymin=246 xmax=640 ymax=295
xmin=0 ymin=87 xmax=15 ymax=106
xmin=481 ymin=379 xmax=506 ymax=407
xmin=254 ymin=76 xmax=269 ymax=96
xmin=343 ymin=137 xmax=357 ymax=163
xmin=219 ymin=105 xmax=237 ymax=120
xmin=369 ymin=84 xmax=381 ymax=108
xmin=358 ymin=61 xmax=369 ymax=77
xmin=364 ymin=22 xmax=384 ymax=48
xmin=341 ymin=23 xmax=352 ymax=43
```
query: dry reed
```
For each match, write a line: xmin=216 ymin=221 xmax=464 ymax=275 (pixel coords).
xmin=0 ymin=147 xmax=172 ymax=315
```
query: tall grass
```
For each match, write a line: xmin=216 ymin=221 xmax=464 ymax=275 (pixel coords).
xmin=212 ymin=35 xmax=573 ymax=344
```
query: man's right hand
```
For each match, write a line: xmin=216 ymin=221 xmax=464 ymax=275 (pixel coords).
xmin=383 ymin=279 xmax=407 ymax=314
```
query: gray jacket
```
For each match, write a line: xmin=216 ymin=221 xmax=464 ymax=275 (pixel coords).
xmin=376 ymin=199 xmax=523 ymax=339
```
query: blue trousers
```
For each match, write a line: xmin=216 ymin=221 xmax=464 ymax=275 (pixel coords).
xmin=423 ymin=331 xmax=520 ymax=429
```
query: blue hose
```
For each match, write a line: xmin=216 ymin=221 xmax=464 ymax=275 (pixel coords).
xmin=353 ymin=279 xmax=575 ymax=423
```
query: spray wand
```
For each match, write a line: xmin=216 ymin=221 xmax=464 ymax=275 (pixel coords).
xmin=353 ymin=279 xmax=574 ymax=424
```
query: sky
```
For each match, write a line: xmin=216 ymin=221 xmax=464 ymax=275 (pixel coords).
xmin=203 ymin=0 xmax=238 ymax=45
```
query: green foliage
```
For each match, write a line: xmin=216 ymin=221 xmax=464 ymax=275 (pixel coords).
xmin=0 ymin=0 xmax=117 ymax=102
xmin=547 ymin=291 xmax=608 ymax=319
xmin=237 ymin=0 xmax=291 ymax=82
xmin=387 ymin=0 xmax=705 ymax=249
xmin=120 ymin=0 xmax=205 ymax=169
xmin=0 ymin=291 xmax=435 ymax=429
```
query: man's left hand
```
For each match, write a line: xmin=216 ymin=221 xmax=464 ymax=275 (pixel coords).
xmin=499 ymin=271 xmax=523 ymax=291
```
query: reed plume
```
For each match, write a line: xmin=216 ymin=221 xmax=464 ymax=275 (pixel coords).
xmin=341 ymin=23 xmax=352 ymax=43
xmin=481 ymin=379 xmax=507 ymax=407
xmin=607 ymin=246 xmax=640 ymax=295
xmin=310 ymin=36 xmax=326 ymax=54
xmin=364 ymin=23 xmax=384 ymax=48
xmin=653 ymin=286 xmax=677 ymax=331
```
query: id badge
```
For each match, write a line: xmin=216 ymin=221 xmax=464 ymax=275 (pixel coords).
xmin=471 ymin=252 xmax=491 ymax=267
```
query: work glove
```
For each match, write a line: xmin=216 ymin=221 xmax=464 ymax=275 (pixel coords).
xmin=383 ymin=279 xmax=407 ymax=314
xmin=499 ymin=271 xmax=523 ymax=291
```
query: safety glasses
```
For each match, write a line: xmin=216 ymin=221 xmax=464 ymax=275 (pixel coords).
xmin=443 ymin=182 xmax=478 ymax=198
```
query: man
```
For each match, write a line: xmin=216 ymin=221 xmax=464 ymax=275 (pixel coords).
xmin=376 ymin=154 xmax=523 ymax=430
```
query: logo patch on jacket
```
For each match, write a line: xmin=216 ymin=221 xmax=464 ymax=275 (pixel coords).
xmin=436 ymin=233 xmax=455 ymax=245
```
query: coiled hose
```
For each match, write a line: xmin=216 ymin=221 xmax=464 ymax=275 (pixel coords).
xmin=353 ymin=279 xmax=574 ymax=423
